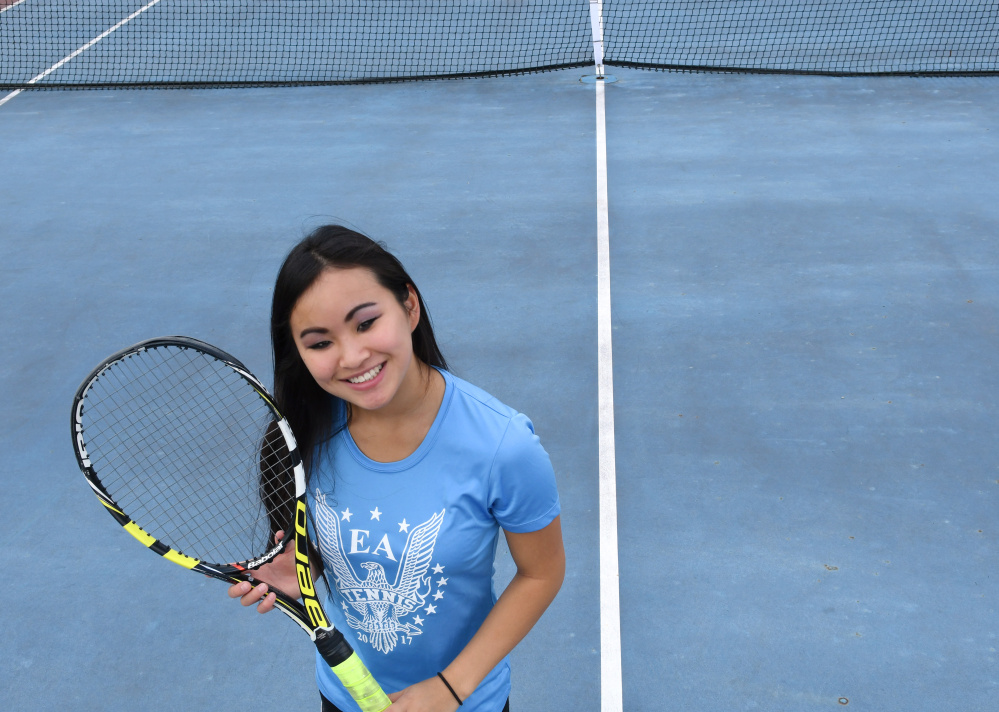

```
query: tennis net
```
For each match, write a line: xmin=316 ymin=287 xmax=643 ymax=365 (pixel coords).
xmin=2 ymin=1 xmax=997 ymax=90
xmin=603 ymin=1 xmax=999 ymax=76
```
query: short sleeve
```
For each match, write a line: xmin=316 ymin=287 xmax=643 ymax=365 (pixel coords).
xmin=488 ymin=413 xmax=561 ymax=533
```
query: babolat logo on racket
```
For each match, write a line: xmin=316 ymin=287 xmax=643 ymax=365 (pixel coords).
xmin=245 ymin=548 xmax=283 ymax=569
xmin=296 ymin=500 xmax=330 ymax=628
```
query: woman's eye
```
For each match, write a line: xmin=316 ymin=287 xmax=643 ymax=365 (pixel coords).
xmin=357 ymin=317 xmax=378 ymax=333
xmin=307 ymin=340 xmax=332 ymax=350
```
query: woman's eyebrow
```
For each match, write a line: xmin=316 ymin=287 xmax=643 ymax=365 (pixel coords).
xmin=298 ymin=326 xmax=328 ymax=339
xmin=344 ymin=302 xmax=377 ymax=322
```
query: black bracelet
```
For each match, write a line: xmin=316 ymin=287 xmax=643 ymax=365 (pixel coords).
xmin=437 ymin=672 xmax=463 ymax=706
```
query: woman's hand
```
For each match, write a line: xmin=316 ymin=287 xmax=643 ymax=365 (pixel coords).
xmin=226 ymin=530 xmax=301 ymax=613
xmin=384 ymin=675 xmax=462 ymax=712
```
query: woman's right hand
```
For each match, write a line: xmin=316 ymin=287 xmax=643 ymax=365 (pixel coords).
xmin=227 ymin=530 xmax=301 ymax=613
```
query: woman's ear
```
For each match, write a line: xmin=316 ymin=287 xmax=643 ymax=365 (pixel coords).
xmin=405 ymin=285 xmax=421 ymax=332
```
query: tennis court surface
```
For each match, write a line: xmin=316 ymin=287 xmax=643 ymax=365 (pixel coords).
xmin=2 ymin=2 xmax=997 ymax=710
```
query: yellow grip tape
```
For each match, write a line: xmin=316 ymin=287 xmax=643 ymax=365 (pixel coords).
xmin=332 ymin=653 xmax=392 ymax=712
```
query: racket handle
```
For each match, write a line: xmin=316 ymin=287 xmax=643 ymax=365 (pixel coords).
xmin=316 ymin=628 xmax=392 ymax=712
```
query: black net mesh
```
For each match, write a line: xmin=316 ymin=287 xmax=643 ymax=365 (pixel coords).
xmin=2 ymin=1 xmax=996 ymax=90
xmin=603 ymin=1 xmax=999 ymax=76
xmin=0 ymin=0 xmax=594 ymax=89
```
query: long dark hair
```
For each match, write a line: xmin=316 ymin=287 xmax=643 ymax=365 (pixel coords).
xmin=271 ymin=225 xmax=449 ymax=479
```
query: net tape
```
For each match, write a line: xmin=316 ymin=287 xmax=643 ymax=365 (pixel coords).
xmin=2 ymin=1 xmax=997 ymax=90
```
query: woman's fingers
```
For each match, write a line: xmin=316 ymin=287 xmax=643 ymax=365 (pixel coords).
xmin=227 ymin=579 xmax=274 ymax=611
xmin=255 ymin=589 xmax=278 ymax=613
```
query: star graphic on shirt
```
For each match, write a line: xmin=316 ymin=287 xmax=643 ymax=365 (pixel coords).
xmin=425 ymin=604 xmax=437 ymax=615
xmin=432 ymin=564 xmax=445 ymax=574
xmin=437 ymin=577 xmax=448 ymax=587
xmin=340 ymin=508 xmax=353 ymax=522
xmin=433 ymin=590 xmax=444 ymax=601
xmin=370 ymin=507 xmax=382 ymax=521
xmin=398 ymin=519 xmax=410 ymax=533
xmin=413 ymin=615 xmax=424 ymax=627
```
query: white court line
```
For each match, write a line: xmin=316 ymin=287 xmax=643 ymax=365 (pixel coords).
xmin=590 ymin=1 xmax=623 ymax=711
xmin=595 ymin=77 xmax=624 ymax=712
xmin=0 ymin=0 xmax=164 ymax=108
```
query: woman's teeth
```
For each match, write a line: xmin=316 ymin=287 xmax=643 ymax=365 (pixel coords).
xmin=348 ymin=364 xmax=383 ymax=384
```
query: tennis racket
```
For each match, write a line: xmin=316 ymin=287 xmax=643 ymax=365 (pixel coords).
xmin=71 ymin=336 xmax=391 ymax=712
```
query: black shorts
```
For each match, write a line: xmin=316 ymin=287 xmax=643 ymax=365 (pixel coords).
xmin=320 ymin=691 xmax=510 ymax=712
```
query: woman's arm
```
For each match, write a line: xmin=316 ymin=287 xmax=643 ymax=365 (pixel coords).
xmin=388 ymin=515 xmax=566 ymax=711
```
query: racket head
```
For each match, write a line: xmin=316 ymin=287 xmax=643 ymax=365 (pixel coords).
xmin=72 ymin=337 xmax=393 ymax=710
xmin=72 ymin=336 xmax=302 ymax=572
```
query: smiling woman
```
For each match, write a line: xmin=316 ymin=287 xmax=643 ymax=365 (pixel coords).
xmin=229 ymin=225 xmax=565 ymax=712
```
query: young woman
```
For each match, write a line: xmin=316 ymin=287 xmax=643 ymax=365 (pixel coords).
xmin=228 ymin=225 xmax=565 ymax=712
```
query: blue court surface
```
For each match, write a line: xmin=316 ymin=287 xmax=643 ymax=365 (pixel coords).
xmin=2 ymin=62 xmax=998 ymax=712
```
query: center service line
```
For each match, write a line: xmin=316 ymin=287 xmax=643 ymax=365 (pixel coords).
xmin=590 ymin=1 xmax=623 ymax=711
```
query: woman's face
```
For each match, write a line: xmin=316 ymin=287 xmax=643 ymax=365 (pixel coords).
xmin=290 ymin=266 xmax=421 ymax=413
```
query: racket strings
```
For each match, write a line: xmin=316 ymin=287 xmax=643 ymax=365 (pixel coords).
xmin=92 ymin=355 xmax=290 ymax=561
xmin=79 ymin=344 xmax=297 ymax=566
xmin=90 ymin=353 xmax=264 ymax=514
xmin=86 ymin=352 xmax=271 ymax=551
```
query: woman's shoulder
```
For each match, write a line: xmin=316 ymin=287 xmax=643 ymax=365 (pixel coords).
xmin=440 ymin=371 xmax=552 ymax=480
xmin=444 ymin=370 xmax=509 ymax=412
xmin=439 ymin=370 xmax=537 ymax=441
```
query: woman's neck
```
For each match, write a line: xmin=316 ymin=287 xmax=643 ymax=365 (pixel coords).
xmin=347 ymin=361 xmax=446 ymax=463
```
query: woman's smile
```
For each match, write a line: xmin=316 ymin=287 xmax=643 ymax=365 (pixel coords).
xmin=344 ymin=362 xmax=385 ymax=387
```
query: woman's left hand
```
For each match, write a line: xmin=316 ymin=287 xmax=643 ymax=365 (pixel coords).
xmin=385 ymin=675 xmax=462 ymax=712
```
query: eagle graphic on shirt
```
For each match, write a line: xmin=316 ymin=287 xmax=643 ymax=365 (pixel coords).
xmin=313 ymin=491 xmax=445 ymax=654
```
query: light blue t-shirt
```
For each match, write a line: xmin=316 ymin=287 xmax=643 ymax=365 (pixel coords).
xmin=308 ymin=369 xmax=560 ymax=712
